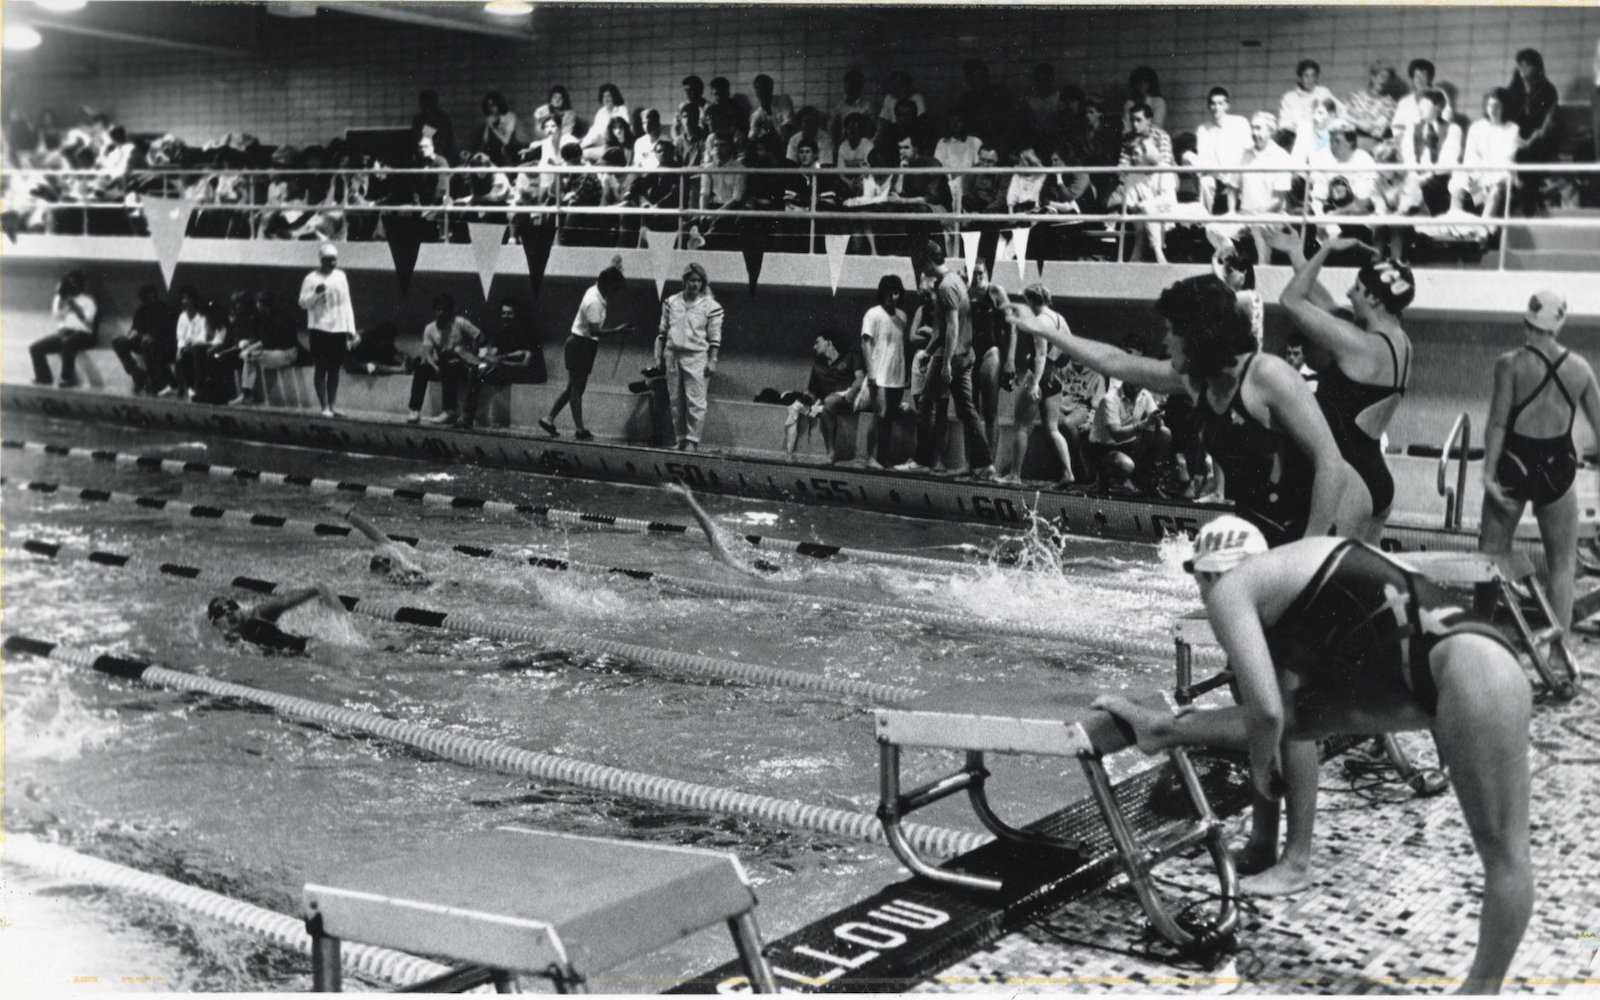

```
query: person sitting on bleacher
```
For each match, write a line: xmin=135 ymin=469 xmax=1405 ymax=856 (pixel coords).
xmin=111 ymin=283 xmax=178 ymax=397
xmin=1449 ymin=88 xmax=1520 ymax=221
xmin=406 ymin=293 xmax=482 ymax=426
xmin=461 ymin=298 xmax=547 ymax=430
xmin=1088 ymin=370 xmax=1170 ymax=493
xmin=233 ymin=290 xmax=302 ymax=406
xmin=30 ymin=269 xmax=98 ymax=389
xmin=1393 ymin=88 xmax=1463 ymax=227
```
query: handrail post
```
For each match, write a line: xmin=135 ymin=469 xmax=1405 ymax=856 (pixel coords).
xmin=1496 ymin=165 xmax=1514 ymax=272
xmin=809 ymin=167 xmax=817 ymax=255
xmin=1455 ymin=414 xmax=1471 ymax=531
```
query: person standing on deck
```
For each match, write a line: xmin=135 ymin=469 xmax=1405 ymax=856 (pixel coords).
xmin=1480 ymin=291 xmax=1600 ymax=631
xmin=298 ymin=243 xmax=358 ymax=417
xmin=655 ymin=262 xmax=724 ymax=452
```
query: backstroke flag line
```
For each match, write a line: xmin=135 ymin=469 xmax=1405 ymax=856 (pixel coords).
xmin=145 ymin=196 xmax=197 ymax=289
xmin=466 ymin=222 xmax=506 ymax=300
xmin=825 ymin=233 xmax=849 ymax=295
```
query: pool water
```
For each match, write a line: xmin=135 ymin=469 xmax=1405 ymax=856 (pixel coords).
xmin=2 ymin=412 xmax=1200 ymax=991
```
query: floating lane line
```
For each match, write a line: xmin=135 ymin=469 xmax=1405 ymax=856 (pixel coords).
xmin=0 ymin=437 xmax=968 ymax=574
xmin=14 ymin=536 xmax=922 ymax=704
xmin=3 ymin=834 xmax=454 ymax=988
xmin=2 ymin=476 xmax=1214 ymax=661
xmin=2 ymin=635 xmax=983 ymax=859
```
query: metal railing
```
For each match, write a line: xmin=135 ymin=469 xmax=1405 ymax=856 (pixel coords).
xmin=5 ymin=161 xmax=1598 ymax=269
xmin=1437 ymin=411 xmax=1473 ymax=531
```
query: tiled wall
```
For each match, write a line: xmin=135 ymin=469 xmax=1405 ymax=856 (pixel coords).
xmin=6 ymin=5 xmax=1598 ymax=147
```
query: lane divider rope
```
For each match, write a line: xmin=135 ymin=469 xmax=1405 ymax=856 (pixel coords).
xmin=2 ymin=636 xmax=986 ymax=859
xmin=3 ymin=834 xmax=456 ymax=988
xmin=1 ymin=438 xmax=967 ymax=574
xmin=2 ymin=476 xmax=1212 ymax=661
xmin=16 ymin=537 xmax=925 ymax=704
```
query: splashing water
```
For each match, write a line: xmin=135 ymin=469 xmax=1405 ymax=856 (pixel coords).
xmin=278 ymin=604 xmax=368 ymax=648
xmin=528 ymin=572 xmax=635 ymax=618
xmin=1157 ymin=530 xmax=1198 ymax=576
xmin=6 ymin=671 xmax=122 ymax=762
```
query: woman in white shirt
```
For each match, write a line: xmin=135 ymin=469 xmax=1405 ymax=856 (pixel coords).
xmin=540 ymin=259 xmax=632 ymax=440
xmin=581 ymin=83 xmax=631 ymax=158
xmin=858 ymin=274 xmax=910 ymax=468
xmin=1450 ymin=88 xmax=1521 ymax=218
xmin=29 ymin=269 xmax=98 ymax=388
xmin=174 ymin=286 xmax=218 ymax=399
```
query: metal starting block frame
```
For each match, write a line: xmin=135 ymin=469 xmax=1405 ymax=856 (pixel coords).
xmin=302 ymin=827 xmax=778 ymax=994
xmin=1174 ymin=551 xmax=1578 ymax=703
xmin=873 ymin=688 xmax=1239 ymax=952
xmin=1397 ymin=551 xmax=1580 ymax=699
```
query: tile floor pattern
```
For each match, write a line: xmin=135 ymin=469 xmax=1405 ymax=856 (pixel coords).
xmin=917 ymin=646 xmax=1600 ymax=995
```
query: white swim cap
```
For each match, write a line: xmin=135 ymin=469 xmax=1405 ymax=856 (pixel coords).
xmin=1184 ymin=514 xmax=1268 ymax=574
xmin=319 ymin=242 xmax=339 ymax=259
xmin=1524 ymin=290 xmax=1567 ymax=333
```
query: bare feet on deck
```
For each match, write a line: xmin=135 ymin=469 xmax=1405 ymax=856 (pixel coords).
xmin=1239 ymin=860 xmax=1313 ymax=897
xmin=1090 ymin=695 xmax=1175 ymax=755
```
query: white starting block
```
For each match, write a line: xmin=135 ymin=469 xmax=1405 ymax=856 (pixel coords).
xmin=302 ymin=827 xmax=777 ymax=993
xmin=873 ymin=686 xmax=1239 ymax=953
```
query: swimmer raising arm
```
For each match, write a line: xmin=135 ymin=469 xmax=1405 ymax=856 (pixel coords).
xmin=345 ymin=508 xmax=431 ymax=586
xmin=662 ymin=481 xmax=779 ymax=577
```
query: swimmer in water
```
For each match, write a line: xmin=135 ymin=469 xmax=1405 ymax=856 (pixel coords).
xmin=345 ymin=508 xmax=431 ymax=587
xmin=206 ymin=583 xmax=346 ymax=655
xmin=1096 ymin=516 xmax=1531 ymax=994
xmin=662 ymin=480 xmax=782 ymax=577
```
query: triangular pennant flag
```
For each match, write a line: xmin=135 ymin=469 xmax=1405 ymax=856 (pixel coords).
xmin=383 ymin=212 xmax=425 ymax=295
xmin=644 ymin=225 xmax=678 ymax=299
xmin=466 ymin=221 xmax=506 ymax=301
xmin=518 ymin=217 xmax=558 ymax=300
xmin=960 ymin=230 xmax=981 ymax=284
xmin=1009 ymin=226 xmax=1031 ymax=285
xmin=144 ymin=195 xmax=196 ymax=289
xmin=824 ymin=233 xmax=849 ymax=295
xmin=2 ymin=211 xmax=19 ymax=244
xmin=741 ymin=227 xmax=765 ymax=296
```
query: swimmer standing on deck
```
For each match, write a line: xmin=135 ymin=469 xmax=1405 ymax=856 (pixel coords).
xmin=1095 ymin=516 xmax=1531 ymax=995
xmin=662 ymin=481 xmax=782 ymax=577
xmin=207 ymin=583 xmax=347 ymax=655
xmin=345 ymin=508 xmax=432 ymax=587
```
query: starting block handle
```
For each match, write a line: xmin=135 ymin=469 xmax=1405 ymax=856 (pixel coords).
xmin=1078 ymin=748 xmax=1238 ymax=952
xmin=877 ymin=743 xmax=1003 ymax=893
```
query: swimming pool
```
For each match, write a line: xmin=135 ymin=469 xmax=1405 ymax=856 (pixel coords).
xmin=2 ymin=410 xmax=1202 ymax=992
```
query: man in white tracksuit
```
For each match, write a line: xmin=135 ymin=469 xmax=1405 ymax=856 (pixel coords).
xmin=655 ymin=262 xmax=724 ymax=451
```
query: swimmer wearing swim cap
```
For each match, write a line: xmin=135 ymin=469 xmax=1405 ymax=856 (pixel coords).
xmin=1095 ymin=524 xmax=1532 ymax=991
xmin=206 ymin=582 xmax=346 ymax=655
xmin=345 ymin=508 xmax=431 ymax=587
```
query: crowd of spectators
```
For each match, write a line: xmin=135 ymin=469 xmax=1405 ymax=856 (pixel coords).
xmin=1 ymin=44 xmax=1583 ymax=260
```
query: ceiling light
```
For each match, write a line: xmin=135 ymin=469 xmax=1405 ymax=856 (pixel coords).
xmin=484 ymin=1 xmax=533 ymax=15
xmin=3 ymin=24 xmax=43 ymax=50
xmin=33 ymin=0 xmax=87 ymax=12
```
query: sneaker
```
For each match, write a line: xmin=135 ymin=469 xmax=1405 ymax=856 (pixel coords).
xmin=406 ymin=411 xmax=421 ymax=425
xmin=227 ymin=394 xmax=250 ymax=406
xmin=574 ymin=429 xmax=594 ymax=441
xmin=865 ymin=458 xmax=885 ymax=470
xmin=329 ymin=409 xmax=344 ymax=418
xmin=321 ymin=407 xmax=335 ymax=418
xmin=893 ymin=460 xmax=930 ymax=473
xmin=538 ymin=418 xmax=559 ymax=437
xmin=366 ymin=362 xmax=378 ymax=375
xmin=156 ymin=386 xmax=178 ymax=399
xmin=429 ymin=411 xmax=457 ymax=425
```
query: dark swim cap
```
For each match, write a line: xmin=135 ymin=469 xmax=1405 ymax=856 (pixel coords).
xmin=1357 ymin=259 xmax=1415 ymax=314
xmin=207 ymin=596 xmax=241 ymax=622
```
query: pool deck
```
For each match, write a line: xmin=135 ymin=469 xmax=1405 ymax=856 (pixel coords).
xmin=917 ymin=654 xmax=1600 ymax=995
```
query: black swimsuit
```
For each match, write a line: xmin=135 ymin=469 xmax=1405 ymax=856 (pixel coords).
xmin=1499 ymin=346 xmax=1580 ymax=508
xmin=226 ymin=615 xmax=309 ymax=656
xmin=1198 ymin=353 xmax=1315 ymax=547
xmin=1265 ymin=541 xmax=1515 ymax=716
xmin=1316 ymin=335 xmax=1408 ymax=516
